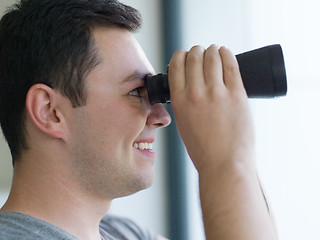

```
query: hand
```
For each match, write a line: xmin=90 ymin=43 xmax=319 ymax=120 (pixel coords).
xmin=168 ymin=45 xmax=255 ymax=173
xmin=169 ymin=45 xmax=278 ymax=240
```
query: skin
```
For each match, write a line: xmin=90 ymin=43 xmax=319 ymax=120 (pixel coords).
xmin=1 ymin=28 xmax=277 ymax=239
xmin=169 ymin=45 xmax=278 ymax=239
xmin=1 ymin=28 xmax=171 ymax=240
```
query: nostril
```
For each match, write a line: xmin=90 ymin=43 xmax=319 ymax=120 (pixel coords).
xmin=147 ymin=103 xmax=171 ymax=128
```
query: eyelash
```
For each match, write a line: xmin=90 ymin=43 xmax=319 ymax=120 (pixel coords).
xmin=129 ymin=87 xmax=144 ymax=98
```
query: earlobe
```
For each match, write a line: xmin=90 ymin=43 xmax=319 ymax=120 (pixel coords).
xmin=26 ymin=84 xmax=65 ymax=140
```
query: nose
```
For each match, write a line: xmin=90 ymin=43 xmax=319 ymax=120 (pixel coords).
xmin=146 ymin=103 xmax=171 ymax=128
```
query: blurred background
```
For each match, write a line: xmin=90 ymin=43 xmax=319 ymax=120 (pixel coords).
xmin=1 ymin=0 xmax=320 ymax=239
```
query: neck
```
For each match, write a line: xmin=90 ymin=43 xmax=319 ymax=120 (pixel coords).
xmin=1 ymin=155 xmax=111 ymax=240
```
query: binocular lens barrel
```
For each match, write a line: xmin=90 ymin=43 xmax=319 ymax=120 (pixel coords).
xmin=146 ymin=44 xmax=287 ymax=105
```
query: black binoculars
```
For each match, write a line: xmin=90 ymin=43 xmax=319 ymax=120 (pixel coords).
xmin=146 ymin=44 xmax=287 ymax=105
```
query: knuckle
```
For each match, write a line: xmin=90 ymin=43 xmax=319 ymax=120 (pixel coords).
xmin=208 ymin=44 xmax=220 ymax=50
xmin=186 ymin=51 xmax=203 ymax=65
xmin=209 ymin=88 xmax=225 ymax=101
xmin=187 ymin=45 xmax=205 ymax=63
xmin=187 ymin=87 xmax=204 ymax=104
xmin=168 ymin=60 xmax=180 ymax=74
xmin=190 ymin=45 xmax=205 ymax=52
xmin=204 ymin=52 xmax=218 ymax=66
xmin=170 ymin=50 xmax=187 ymax=70
xmin=224 ymin=63 xmax=240 ymax=75
xmin=173 ymin=49 xmax=187 ymax=57
xmin=171 ymin=49 xmax=187 ymax=62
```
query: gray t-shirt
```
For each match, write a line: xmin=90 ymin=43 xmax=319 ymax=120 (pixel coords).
xmin=0 ymin=211 xmax=157 ymax=240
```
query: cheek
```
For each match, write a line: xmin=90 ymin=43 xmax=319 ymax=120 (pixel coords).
xmin=93 ymin=103 xmax=148 ymax=143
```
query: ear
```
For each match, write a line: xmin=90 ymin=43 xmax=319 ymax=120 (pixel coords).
xmin=26 ymin=84 xmax=66 ymax=140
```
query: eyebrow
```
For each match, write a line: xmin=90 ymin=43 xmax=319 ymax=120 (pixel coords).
xmin=121 ymin=71 xmax=150 ymax=84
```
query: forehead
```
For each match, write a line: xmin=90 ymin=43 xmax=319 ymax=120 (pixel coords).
xmin=92 ymin=27 xmax=154 ymax=78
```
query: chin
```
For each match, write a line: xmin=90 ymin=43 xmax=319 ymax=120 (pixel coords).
xmin=124 ymin=170 xmax=155 ymax=196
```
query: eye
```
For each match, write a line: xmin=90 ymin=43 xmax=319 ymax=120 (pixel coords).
xmin=129 ymin=87 xmax=144 ymax=98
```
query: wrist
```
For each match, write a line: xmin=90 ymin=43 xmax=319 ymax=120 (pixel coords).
xmin=195 ymin=149 xmax=257 ymax=179
xmin=198 ymin=156 xmax=277 ymax=240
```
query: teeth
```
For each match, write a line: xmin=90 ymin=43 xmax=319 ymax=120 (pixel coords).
xmin=133 ymin=142 xmax=153 ymax=150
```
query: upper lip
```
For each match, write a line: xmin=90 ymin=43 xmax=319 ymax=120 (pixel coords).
xmin=133 ymin=137 xmax=155 ymax=144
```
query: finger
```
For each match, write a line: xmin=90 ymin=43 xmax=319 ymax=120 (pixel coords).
xmin=169 ymin=49 xmax=188 ymax=93
xmin=185 ymin=45 xmax=206 ymax=89
xmin=204 ymin=44 xmax=224 ymax=89
xmin=219 ymin=46 xmax=244 ymax=90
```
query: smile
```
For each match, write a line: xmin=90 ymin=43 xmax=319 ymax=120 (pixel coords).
xmin=133 ymin=142 xmax=153 ymax=150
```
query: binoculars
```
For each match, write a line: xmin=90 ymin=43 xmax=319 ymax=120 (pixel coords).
xmin=146 ymin=44 xmax=287 ymax=105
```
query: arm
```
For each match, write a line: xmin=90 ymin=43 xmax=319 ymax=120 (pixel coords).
xmin=168 ymin=45 xmax=278 ymax=240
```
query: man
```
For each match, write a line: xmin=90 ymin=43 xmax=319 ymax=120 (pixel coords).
xmin=0 ymin=0 xmax=277 ymax=239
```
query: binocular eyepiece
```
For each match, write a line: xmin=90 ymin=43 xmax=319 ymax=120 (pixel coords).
xmin=146 ymin=44 xmax=287 ymax=105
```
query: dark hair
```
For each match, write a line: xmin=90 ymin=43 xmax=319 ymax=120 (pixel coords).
xmin=0 ymin=0 xmax=142 ymax=164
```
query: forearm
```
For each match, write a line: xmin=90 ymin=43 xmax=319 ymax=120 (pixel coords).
xmin=199 ymin=159 xmax=278 ymax=240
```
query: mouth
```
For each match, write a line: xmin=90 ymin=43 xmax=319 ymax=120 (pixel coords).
xmin=132 ymin=141 xmax=156 ymax=159
xmin=133 ymin=142 xmax=153 ymax=150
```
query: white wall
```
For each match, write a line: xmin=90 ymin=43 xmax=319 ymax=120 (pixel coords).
xmin=181 ymin=0 xmax=320 ymax=240
xmin=248 ymin=1 xmax=320 ymax=239
xmin=0 ymin=0 xmax=169 ymax=237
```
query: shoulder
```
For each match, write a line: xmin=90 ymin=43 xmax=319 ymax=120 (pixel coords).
xmin=99 ymin=215 xmax=157 ymax=240
xmin=0 ymin=211 xmax=77 ymax=240
xmin=0 ymin=211 xmax=38 ymax=239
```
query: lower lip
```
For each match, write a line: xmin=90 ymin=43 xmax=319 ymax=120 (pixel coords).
xmin=133 ymin=147 xmax=156 ymax=159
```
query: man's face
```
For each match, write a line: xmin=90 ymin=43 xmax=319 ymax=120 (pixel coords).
xmin=67 ymin=28 xmax=171 ymax=200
